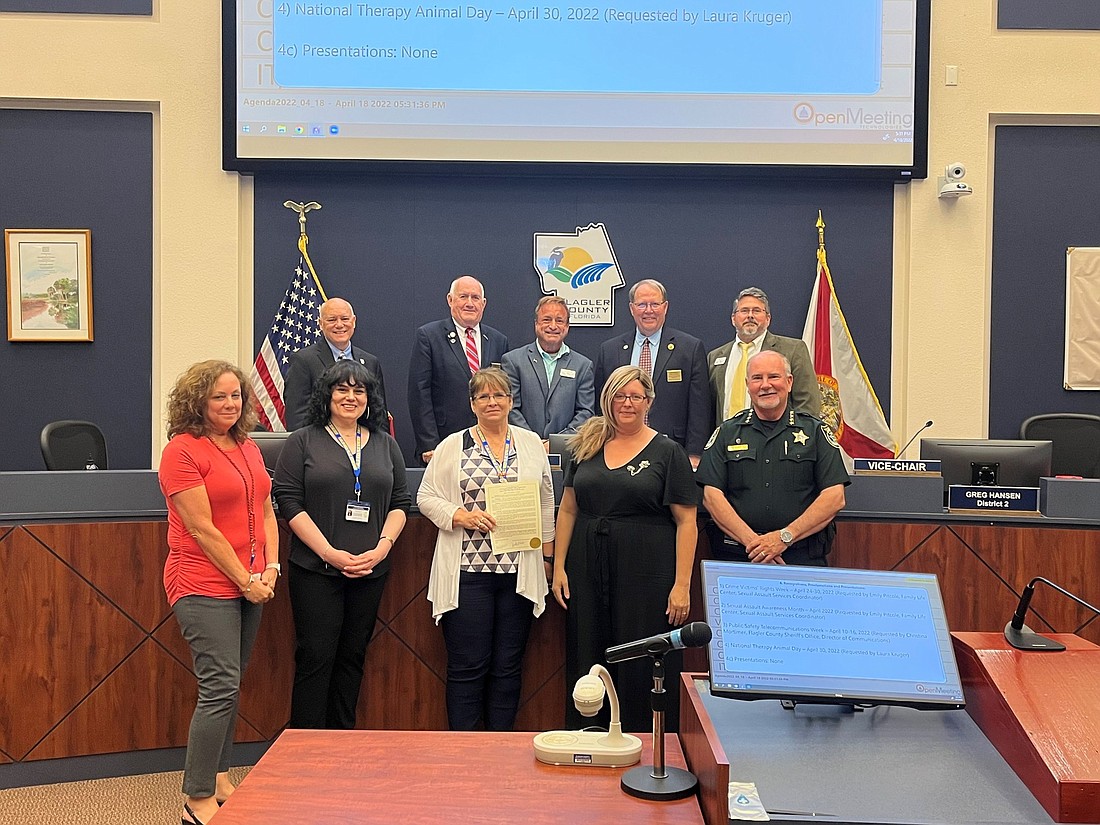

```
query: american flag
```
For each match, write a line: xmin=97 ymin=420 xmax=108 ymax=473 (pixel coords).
xmin=250 ymin=255 xmax=326 ymax=432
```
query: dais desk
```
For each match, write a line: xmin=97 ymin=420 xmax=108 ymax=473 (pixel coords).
xmin=212 ymin=729 xmax=704 ymax=825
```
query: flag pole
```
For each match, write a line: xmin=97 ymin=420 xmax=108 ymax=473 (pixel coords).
xmin=282 ymin=200 xmax=328 ymax=302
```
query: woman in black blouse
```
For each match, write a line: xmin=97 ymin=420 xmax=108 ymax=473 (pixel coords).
xmin=274 ymin=361 xmax=410 ymax=729
xmin=552 ymin=365 xmax=698 ymax=732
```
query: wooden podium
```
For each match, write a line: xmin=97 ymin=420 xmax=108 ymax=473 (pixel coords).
xmin=952 ymin=632 xmax=1100 ymax=823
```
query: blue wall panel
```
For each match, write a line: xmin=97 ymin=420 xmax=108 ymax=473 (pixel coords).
xmin=254 ymin=174 xmax=894 ymax=464
xmin=0 ymin=109 xmax=153 ymax=470
xmin=990 ymin=125 xmax=1100 ymax=439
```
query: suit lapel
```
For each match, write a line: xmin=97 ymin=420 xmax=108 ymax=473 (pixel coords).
xmin=615 ymin=333 xmax=632 ymax=369
xmin=480 ymin=329 xmax=494 ymax=367
xmin=529 ymin=346 xmax=551 ymax=397
xmin=651 ymin=330 xmax=674 ymax=381
xmin=445 ymin=322 xmax=472 ymax=373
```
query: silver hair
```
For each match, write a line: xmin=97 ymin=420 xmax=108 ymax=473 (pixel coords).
xmin=734 ymin=287 xmax=770 ymax=314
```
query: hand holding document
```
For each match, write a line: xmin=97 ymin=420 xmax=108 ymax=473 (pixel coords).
xmin=484 ymin=481 xmax=542 ymax=554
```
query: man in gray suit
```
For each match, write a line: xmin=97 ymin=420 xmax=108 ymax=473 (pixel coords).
xmin=502 ymin=296 xmax=595 ymax=439
xmin=708 ymin=287 xmax=820 ymax=424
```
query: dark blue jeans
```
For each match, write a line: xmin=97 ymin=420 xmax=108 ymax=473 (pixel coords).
xmin=439 ymin=571 xmax=534 ymax=731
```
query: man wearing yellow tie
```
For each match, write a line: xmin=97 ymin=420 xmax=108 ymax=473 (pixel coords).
xmin=706 ymin=287 xmax=821 ymax=427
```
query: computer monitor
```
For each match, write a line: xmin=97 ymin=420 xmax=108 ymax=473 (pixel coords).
xmin=919 ymin=438 xmax=1052 ymax=492
xmin=546 ymin=433 xmax=574 ymax=471
xmin=250 ymin=430 xmax=292 ymax=476
xmin=701 ymin=561 xmax=965 ymax=710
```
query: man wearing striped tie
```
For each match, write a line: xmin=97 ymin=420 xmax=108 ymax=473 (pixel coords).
xmin=408 ymin=276 xmax=510 ymax=464
xmin=593 ymin=278 xmax=709 ymax=468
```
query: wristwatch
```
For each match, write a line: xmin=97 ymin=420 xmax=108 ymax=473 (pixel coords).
xmin=265 ymin=562 xmax=282 ymax=576
xmin=779 ymin=529 xmax=794 ymax=546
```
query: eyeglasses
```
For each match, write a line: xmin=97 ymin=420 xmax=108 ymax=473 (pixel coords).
xmin=631 ymin=301 xmax=666 ymax=311
xmin=321 ymin=315 xmax=354 ymax=324
xmin=733 ymin=307 xmax=768 ymax=317
xmin=473 ymin=392 xmax=511 ymax=403
xmin=611 ymin=394 xmax=648 ymax=405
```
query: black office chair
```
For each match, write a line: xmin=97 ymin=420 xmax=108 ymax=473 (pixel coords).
xmin=40 ymin=420 xmax=109 ymax=470
xmin=1019 ymin=413 xmax=1100 ymax=478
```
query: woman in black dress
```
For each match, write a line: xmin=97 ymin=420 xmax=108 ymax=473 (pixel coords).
xmin=551 ymin=365 xmax=698 ymax=732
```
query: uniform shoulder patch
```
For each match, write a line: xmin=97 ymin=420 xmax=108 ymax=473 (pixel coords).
xmin=704 ymin=426 xmax=720 ymax=451
xmin=821 ymin=424 xmax=840 ymax=449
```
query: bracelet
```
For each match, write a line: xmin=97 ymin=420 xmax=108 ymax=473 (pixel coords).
xmin=265 ymin=562 xmax=282 ymax=576
xmin=543 ymin=555 xmax=554 ymax=564
xmin=380 ymin=535 xmax=394 ymax=546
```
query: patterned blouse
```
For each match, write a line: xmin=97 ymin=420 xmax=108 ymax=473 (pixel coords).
xmin=458 ymin=429 xmax=520 ymax=574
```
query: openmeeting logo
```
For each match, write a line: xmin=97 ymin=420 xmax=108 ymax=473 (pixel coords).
xmin=533 ymin=223 xmax=624 ymax=326
xmin=793 ymin=102 xmax=815 ymax=123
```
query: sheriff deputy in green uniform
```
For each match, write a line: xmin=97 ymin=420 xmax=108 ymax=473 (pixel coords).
xmin=696 ymin=350 xmax=850 ymax=566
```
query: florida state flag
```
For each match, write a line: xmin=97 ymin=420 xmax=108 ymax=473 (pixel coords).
xmin=801 ymin=234 xmax=895 ymax=465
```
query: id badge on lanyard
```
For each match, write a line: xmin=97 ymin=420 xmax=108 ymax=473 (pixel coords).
xmin=346 ymin=500 xmax=371 ymax=523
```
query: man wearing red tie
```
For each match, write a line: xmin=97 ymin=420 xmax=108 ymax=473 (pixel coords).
xmin=408 ymin=276 xmax=510 ymax=463
xmin=594 ymin=279 xmax=709 ymax=467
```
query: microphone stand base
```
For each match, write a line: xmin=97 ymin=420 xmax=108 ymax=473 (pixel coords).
xmin=621 ymin=765 xmax=698 ymax=801
xmin=1004 ymin=622 xmax=1067 ymax=651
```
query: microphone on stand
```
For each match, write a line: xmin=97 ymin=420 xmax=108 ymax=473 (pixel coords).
xmin=605 ymin=622 xmax=712 ymax=802
xmin=896 ymin=419 xmax=934 ymax=458
xmin=605 ymin=622 xmax=712 ymax=664
xmin=1005 ymin=576 xmax=1100 ymax=651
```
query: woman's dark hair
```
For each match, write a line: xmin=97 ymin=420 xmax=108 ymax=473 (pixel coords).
xmin=305 ymin=360 xmax=387 ymax=432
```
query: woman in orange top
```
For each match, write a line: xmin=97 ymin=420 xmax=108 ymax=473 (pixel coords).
xmin=159 ymin=360 xmax=279 ymax=825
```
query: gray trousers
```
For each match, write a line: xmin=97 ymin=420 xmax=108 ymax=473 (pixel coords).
xmin=172 ymin=595 xmax=262 ymax=797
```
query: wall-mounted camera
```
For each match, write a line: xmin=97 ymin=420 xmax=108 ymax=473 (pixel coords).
xmin=938 ymin=162 xmax=973 ymax=198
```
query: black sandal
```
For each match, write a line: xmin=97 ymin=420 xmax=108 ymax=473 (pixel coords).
xmin=182 ymin=802 xmax=207 ymax=825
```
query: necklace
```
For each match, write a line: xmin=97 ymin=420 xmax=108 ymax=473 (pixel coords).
xmin=475 ymin=425 xmax=512 ymax=480
xmin=208 ymin=436 xmax=257 ymax=573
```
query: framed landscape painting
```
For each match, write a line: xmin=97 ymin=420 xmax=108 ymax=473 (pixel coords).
xmin=5 ymin=229 xmax=93 ymax=341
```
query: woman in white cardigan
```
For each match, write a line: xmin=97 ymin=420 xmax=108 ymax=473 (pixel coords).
xmin=418 ymin=367 xmax=555 ymax=730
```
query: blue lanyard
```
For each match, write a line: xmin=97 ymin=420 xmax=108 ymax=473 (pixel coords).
xmin=326 ymin=424 xmax=363 ymax=501
xmin=476 ymin=426 xmax=512 ymax=479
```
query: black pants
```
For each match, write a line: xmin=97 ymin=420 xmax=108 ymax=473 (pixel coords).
xmin=439 ymin=570 xmax=534 ymax=731
xmin=288 ymin=562 xmax=388 ymax=729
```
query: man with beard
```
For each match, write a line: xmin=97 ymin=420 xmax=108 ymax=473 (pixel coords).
xmin=707 ymin=287 xmax=820 ymax=426
xmin=696 ymin=350 xmax=848 ymax=566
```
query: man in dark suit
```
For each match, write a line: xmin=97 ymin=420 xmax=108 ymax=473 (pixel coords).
xmin=283 ymin=297 xmax=386 ymax=430
xmin=501 ymin=296 xmax=595 ymax=439
xmin=708 ymin=286 xmax=820 ymax=424
xmin=594 ymin=279 xmax=710 ymax=466
xmin=408 ymin=275 xmax=509 ymax=463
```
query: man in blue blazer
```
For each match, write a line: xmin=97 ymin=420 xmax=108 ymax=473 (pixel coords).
xmin=408 ymin=276 xmax=509 ymax=463
xmin=501 ymin=296 xmax=595 ymax=439
xmin=594 ymin=279 xmax=710 ymax=465
xmin=283 ymin=297 xmax=386 ymax=430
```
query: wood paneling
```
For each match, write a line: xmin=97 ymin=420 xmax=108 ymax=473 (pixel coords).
xmin=3 ymin=515 xmax=1099 ymax=769
xmin=954 ymin=633 xmax=1100 ymax=823
xmin=26 ymin=522 xmax=171 ymax=631
xmin=0 ymin=526 xmax=147 ymax=760
xmin=833 ymin=521 xmax=1100 ymax=645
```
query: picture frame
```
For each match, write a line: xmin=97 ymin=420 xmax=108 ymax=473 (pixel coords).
xmin=5 ymin=229 xmax=93 ymax=342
